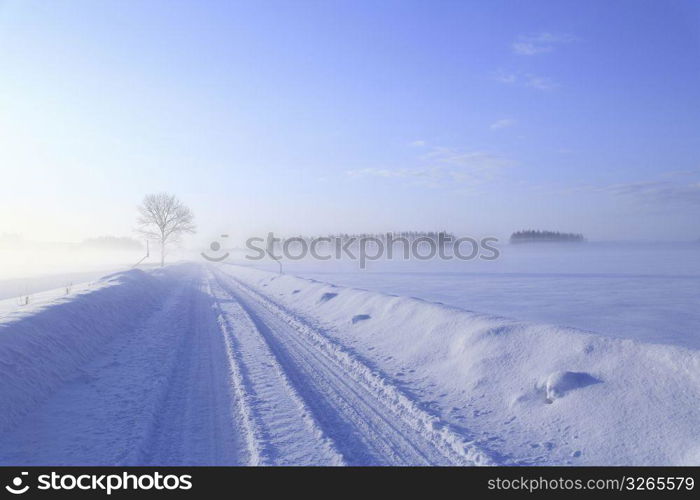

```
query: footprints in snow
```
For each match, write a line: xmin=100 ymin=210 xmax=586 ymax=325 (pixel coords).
xmin=280 ymin=286 xmax=373 ymax=327
xmin=315 ymin=292 xmax=371 ymax=326
xmin=318 ymin=292 xmax=338 ymax=303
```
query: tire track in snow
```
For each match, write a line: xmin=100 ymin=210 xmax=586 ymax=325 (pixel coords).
xmin=212 ymin=267 xmax=493 ymax=466
xmin=207 ymin=277 xmax=265 ymax=466
xmin=137 ymin=274 xmax=243 ymax=465
xmin=208 ymin=270 xmax=344 ymax=466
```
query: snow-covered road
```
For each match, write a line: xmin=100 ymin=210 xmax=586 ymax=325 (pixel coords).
xmin=0 ymin=264 xmax=488 ymax=466
xmin=0 ymin=266 xmax=244 ymax=465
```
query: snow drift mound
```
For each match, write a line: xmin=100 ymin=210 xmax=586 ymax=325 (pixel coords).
xmin=222 ymin=264 xmax=700 ymax=465
xmin=0 ymin=269 xmax=165 ymax=433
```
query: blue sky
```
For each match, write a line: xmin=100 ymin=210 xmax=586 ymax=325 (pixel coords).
xmin=1 ymin=0 xmax=699 ymax=242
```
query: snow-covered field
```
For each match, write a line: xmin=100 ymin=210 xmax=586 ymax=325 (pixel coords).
xmin=243 ymin=242 xmax=700 ymax=349
xmin=0 ymin=253 xmax=698 ymax=465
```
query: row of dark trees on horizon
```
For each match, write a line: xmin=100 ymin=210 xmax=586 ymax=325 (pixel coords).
xmin=268 ymin=231 xmax=457 ymax=247
xmin=510 ymin=230 xmax=585 ymax=243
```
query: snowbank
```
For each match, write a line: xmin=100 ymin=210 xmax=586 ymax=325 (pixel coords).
xmin=222 ymin=264 xmax=700 ymax=465
xmin=0 ymin=269 xmax=165 ymax=433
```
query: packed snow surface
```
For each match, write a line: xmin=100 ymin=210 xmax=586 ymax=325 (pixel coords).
xmin=0 ymin=262 xmax=698 ymax=465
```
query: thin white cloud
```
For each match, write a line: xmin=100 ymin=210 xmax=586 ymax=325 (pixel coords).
xmin=512 ymin=42 xmax=551 ymax=56
xmin=347 ymin=147 xmax=513 ymax=189
xmin=512 ymin=32 xmax=576 ymax=56
xmin=601 ymin=180 xmax=700 ymax=207
xmin=659 ymin=169 xmax=700 ymax=179
xmin=525 ymin=74 xmax=557 ymax=90
xmin=409 ymin=140 xmax=426 ymax=147
xmin=556 ymin=175 xmax=700 ymax=210
xmin=494 ymin=72 xmax=517 ymax=84
xmin=490 ymin=118 xmax=515 ymax=130
xmin=421 ymin=147 xmax=511 ymax=172
xmin=494 ymin=71 xmax=557 ymax=91
xmin=346 ymin=168 xmax=412 ymax=179
xmin=346 ymin=166 xmax=447 ymax=190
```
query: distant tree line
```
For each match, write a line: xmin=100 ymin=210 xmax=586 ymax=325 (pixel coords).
xmin=510 ymin=230 xmax=585 ymax=243
xmin=270 ymin=231 xmax=456 ymax=247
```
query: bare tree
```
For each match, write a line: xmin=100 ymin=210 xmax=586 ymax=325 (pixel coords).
xmin=136 ymin=193 xmax=196 ymax=267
